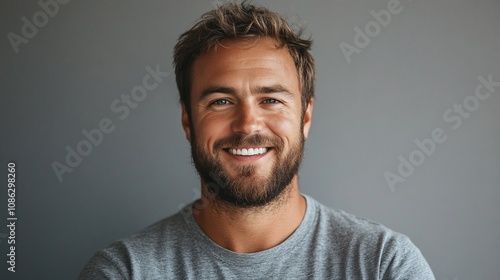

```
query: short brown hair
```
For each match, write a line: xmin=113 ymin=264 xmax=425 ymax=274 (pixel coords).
xmin=173 ymin=1 xmax=315 ymax=118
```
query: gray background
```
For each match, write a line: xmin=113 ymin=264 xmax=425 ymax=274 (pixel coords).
xmin=1 ymin=0 xmax=499 ymax=279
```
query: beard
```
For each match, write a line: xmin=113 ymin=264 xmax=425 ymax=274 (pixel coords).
xmin=190 ymin=126 xmax=305 ymax=209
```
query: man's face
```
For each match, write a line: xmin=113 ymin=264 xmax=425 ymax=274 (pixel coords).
xmin=182 ymin=37 xmax=313 ymax=208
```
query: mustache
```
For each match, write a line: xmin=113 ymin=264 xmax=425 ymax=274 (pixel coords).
xmin=213 ymin=134 xmax=283 ymax=151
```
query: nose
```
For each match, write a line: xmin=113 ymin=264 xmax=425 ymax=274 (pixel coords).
xmin=231 ymin=100 xmax=263 ymax=135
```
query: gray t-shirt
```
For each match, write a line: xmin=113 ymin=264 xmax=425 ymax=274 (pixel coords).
xmin=79 ymin=194 xmax=435 ymax=279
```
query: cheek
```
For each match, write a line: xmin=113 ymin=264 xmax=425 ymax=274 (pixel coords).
xmin=266 ymin=114 xmax=302 ymax=144
xmin=195 ymin=114 xmax=231 ymax=147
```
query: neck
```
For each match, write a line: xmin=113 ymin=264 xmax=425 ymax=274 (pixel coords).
xmin=192 ymin=176 xmax=306 ymax=253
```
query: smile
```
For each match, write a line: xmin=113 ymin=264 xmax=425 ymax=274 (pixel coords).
xmin=226 ymin=147 xmax=269 ymax=156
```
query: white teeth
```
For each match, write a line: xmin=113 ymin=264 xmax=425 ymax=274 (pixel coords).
xmin=228 ymin=147 xmax=268 ymax=156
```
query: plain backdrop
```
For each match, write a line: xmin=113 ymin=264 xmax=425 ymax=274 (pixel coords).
xmin=1 ymin=0 xmax=499 ymax=279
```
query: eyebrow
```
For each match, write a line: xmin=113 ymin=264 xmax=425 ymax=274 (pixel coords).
xmin=198 ymin=85 xmax=295 ymax=101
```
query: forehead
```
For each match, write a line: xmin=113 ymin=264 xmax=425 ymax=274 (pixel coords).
xmin=190 ymin=37 xmax=300 ymax=95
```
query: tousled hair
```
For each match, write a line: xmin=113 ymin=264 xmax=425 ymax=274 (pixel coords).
xmin=173 ymin=1 xmax=315 ymax=118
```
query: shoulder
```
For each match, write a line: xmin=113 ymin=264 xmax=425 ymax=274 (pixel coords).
xmin=103 ymin=209 xmax=187 ymax=254
xmin=79 ymin=210 xmax=189 ymax=279
xmin=309 ymin=196 xmax=400 ymax=241
xmin=306 ymin=196 xmax=435 ymax=279
xmin=310 ymin=196 xmax=418 ymax=252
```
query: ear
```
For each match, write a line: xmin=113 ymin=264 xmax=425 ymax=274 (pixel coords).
xmin=302 ymin=98 xmax=314 ymax=139
xmin=181 ymin=101 xmax=191 ymax=142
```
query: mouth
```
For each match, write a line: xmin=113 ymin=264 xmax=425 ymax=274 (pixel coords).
xmin=223 ymin=147 xmax=271 ymax=156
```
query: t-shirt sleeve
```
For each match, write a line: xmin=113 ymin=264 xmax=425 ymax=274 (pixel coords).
xmin=380 ymin=234 xmax=435 ymax=280
xmin=78 ymin=244 xmax=131 ymax=280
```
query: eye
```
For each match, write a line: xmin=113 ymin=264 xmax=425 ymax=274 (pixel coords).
xmin=210 ymin=99 xmax=231 ymax=106
xmin=263 ymin=98 xmax=281 ymax=104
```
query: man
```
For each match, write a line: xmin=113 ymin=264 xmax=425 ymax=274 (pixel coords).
xmin=80 ymin=2 xmax=435 ymax=279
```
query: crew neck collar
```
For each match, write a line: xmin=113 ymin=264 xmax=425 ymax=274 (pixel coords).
xmin=181 ymin=194 xmax=318 ymax=266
